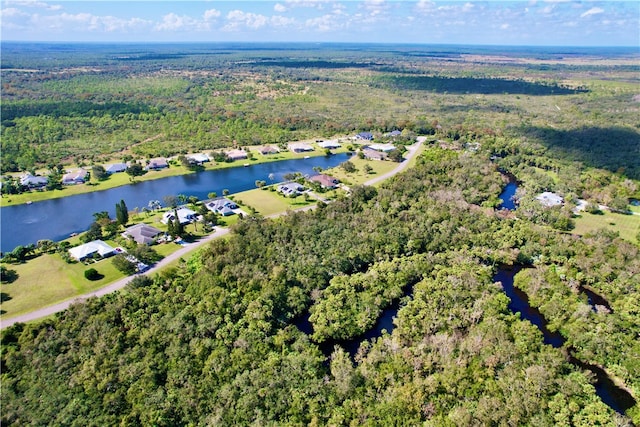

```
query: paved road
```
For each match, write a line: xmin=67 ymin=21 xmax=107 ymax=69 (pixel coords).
xmin=1 ymin=139 xmax=425 ymax=329
xmin=364 ymin=137 xmax=424 ymax=186
xmin=1 ymin=227 xmax=231 ymax=329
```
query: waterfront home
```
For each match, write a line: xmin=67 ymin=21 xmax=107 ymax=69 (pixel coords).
xmin=317 ymin=140 xmax=341 ymax=149
xmin=385 ymin=130 xmax=402 ymax=137
xmin=259 ymin=145 xmax=280 ymax=155
xmin=104 ymin=163 xmax=127 ymax=174
xmin=20 ymin=173 xmax=48 ymax=189
xmin=368 ymin=143 xmax=396 ymax=152
xmin=310 ymin=174 xmax=339 ymax=189
xmin=147 ymin=157 xmax=169 ymax=170
xmin=186 ymin=153 xmax=210 ymax=165
xmin=362 ymin=148 xmax=388 ymax=161
xmin=225 ymin=149 xmax=248 ymax=161
xmin=162 ymin=207 xmax=197 ymax=225
xmin=206 ymin=197 xmax=238 ymax=216
xmin=62 ymin=169 xmax=89 ymax=185
xmin=288 ymin=142 xmax=314 ymax=153
xmin=122 ymin=223 xmax=163 ymax=245
xmin=68 ymin=240 xmax=115 ymax=261
xmin=278 ymin=182 xmax=305 ymax=196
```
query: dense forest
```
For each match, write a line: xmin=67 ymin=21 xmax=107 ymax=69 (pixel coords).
xmin=1 ymin=43 xmax=639 ymax=425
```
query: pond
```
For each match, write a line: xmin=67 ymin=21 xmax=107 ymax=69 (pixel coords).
xmin=498 ymin=180 xmax=518 ymax=211
xmin=1 ymin=154 xmax=351 ymax=252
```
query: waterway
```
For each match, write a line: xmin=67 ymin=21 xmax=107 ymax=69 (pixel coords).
xmin=0 ymin=154 xmax=350 ymax=252
xmin=498 ymin=180 xmax=518 ymax=210
xmin=294 ymin=177 xmax=634 ymax=415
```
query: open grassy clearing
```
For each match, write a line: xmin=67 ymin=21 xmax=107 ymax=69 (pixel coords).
xmin=235 ymin=187 xmax=315 ymax=216
xmin=0 ymin=253 xmax=124 ymax=318
xmin=573 ymin=210 xmax=640 ymax=243
xmin=326 ymin=156 xmax=402 ymax=186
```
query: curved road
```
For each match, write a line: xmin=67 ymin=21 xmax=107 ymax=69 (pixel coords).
xmin=1 ymin=138 xmax=424 ymax=329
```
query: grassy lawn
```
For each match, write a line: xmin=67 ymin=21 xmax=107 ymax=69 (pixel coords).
xmin=327 ymin=156 xmax=400 ymax=186
xmin=573 ymin=210 xmax=640 ymax=243
xmin=1 ymin=253 xmax=125 ymax=319
xmin=234 ymin=187 xmax=314 ymax=216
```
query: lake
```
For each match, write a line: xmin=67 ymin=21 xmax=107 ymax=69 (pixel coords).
xmin=1 ymin=154 xmax=350 ymax=252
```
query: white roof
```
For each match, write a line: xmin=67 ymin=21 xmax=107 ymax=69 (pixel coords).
xmin=368 ymin=143 xmax=396 ymax=152
xmin=187 ymin=153 xmax=210 ymax=162
xmin=68 ymin=240 xmax=115 ymax=260
xmin=162 ymin=207 xmax=197 ymax=224
xmin=536 ymin=192 xmax=564 ymax=207
xmin=317 ymin=140 xmax=341 ymax=149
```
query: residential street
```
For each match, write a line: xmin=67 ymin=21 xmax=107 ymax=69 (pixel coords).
xmin=1 ymin=138 xmax=424 ymax=329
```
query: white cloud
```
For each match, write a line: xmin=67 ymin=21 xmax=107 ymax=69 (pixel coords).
xmin=155 ymin=13 xmax=198 ymax=31
xmin=224 ymin=10 xmax=269 ymax=31
xmin=5 ymin=0 xmax=61 ymax=11
xmin=580 ymin=7 xmax=604 ymax=18
xmin=415 ymin=0 xmax=436 ymax=14
xmin=283 ymin=0 xmax=327 ymax=10
xmin=274 ymin=3 xmax=287 ymax=13
xmin=305 ymin=13 xmax=344 ymax=32
xmin=500 ymin=23 xmax=510 ymax=30
xmin=203 ymin=9 xmax=221 ymax=21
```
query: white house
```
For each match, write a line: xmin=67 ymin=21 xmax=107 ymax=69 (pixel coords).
xmin=20 ymin=173 xmax=48 ymax=188
xmin=317 ymin=140 xmax=341 ymax=149
xmin=536 ymin=192 xmax=564 ymax=207
xmin=186 ymin=153 xmax=210 ymax=164
xmin=368 ymin=143 xmax=396 ymax=152
xmin=162 ymin=207 xmax=197 ymax=224
xmin=68 ymin=240 xmax=115 ymax=261
xmin=206 ymin=197 xmax=239 ymax=216
xmin=288 ymin=142 xmax=314 ymax=153
xmin=278 ymin=182 xmax=305 ymax=196
xmin=104 ymin=163 xmax=127 ymax=174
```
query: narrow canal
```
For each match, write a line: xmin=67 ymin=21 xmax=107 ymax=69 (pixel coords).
xmin=295 ymin=177 xmax=635 ymax=416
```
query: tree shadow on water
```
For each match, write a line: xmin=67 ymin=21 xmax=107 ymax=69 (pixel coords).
xmin=517 ymin=125 xmax=640 ymax=179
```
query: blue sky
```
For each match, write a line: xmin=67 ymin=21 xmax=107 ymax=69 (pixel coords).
xmin=1 ymin=1 xmax=638 ymax=46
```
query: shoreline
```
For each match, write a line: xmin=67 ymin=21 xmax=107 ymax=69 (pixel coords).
xmin=0 ymin=140 xmax=423 ymax=328
xmin=1 ymin=143 xmax=351 ymax=208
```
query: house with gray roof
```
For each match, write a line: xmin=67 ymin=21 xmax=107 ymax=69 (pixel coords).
xmin=105 ymin=163 xmax=127 ymax=174
xmin=123 ymin=223 xmax=163 ymax=245
xmin=147 ymin=157 xmax=169 ymax=170
xmin=206 ymin=197 xmax=239 ymax=216
xmin=362 ymin=148 xmax=388 ymax=161
xmin=62 ymin=169 xmax=89 ymax=185
xmin=20 ymin=173 xmax=48 ymax=189
xmin=278 ymin=182 xmax=305 ymax=197
xmin=310 ymin=174 xmax=339 ymax=189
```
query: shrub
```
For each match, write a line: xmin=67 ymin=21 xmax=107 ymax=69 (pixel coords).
xmin=84 ymin=268 xmax=101 ymax=281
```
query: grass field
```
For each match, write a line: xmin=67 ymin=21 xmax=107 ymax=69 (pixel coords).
xmin=325 ymin=156 xmax=399 ymax=186
xmin=234 ymin=187 xmax=315 ymax=216
xmin=1 ymin=252 xmax=124 ymax=318
xmin=573 ymin=210 xmax=640 ymax=243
